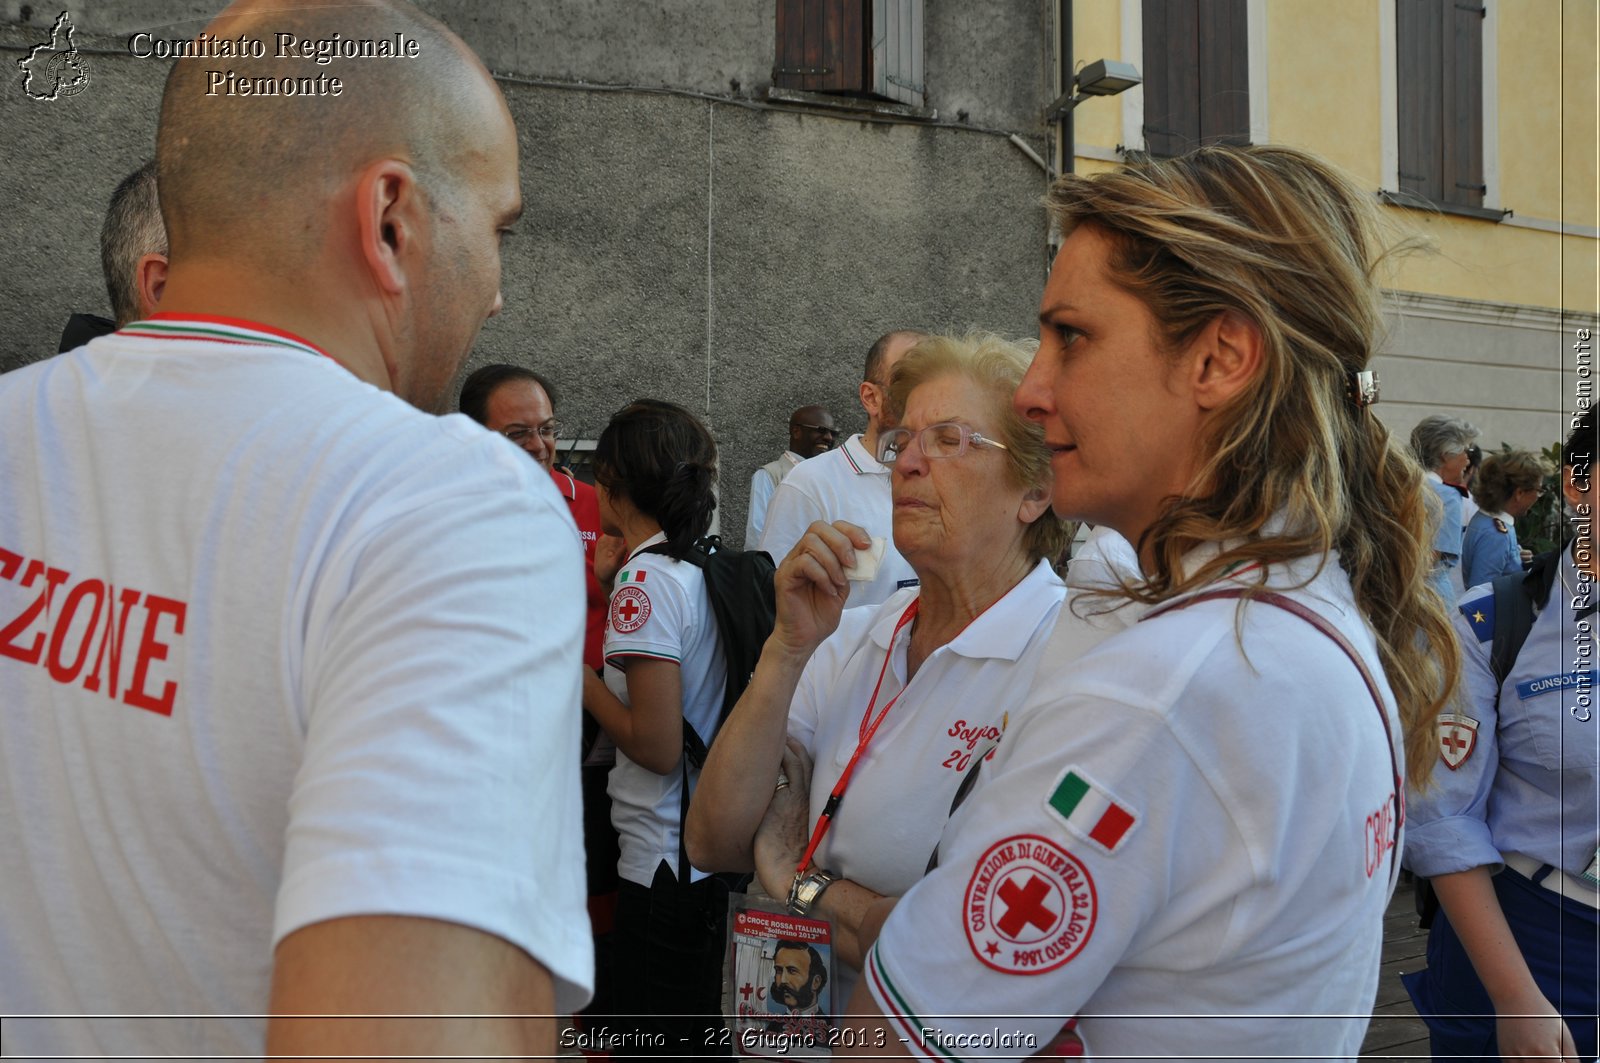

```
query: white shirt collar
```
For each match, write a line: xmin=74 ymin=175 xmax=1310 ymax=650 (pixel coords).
xmin=840 ymin=433 xmax=888 ymax=476
xmin=865 ymin=558 xmax=1065 ymax=662
xmin=624 ymin=530 xmax=669 ymax=563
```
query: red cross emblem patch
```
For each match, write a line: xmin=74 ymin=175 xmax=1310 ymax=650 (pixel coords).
xmin=1437 ymin=713 xmax=1479 ymax=771
xmin=964 ymin=834 xmax=1096 ymax=975
xmin=610 ymin=586 xmax=652 ymax=634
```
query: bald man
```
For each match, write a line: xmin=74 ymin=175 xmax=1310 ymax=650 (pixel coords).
xmin=0 ymin=2 xmax=589 ymax=1057
xmin=744 ymin=403 xmax=836 ymax=547
xmin=758 ymin=331 xmax=923 ymax=607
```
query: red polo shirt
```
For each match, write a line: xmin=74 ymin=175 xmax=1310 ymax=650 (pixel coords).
xmin=552 ymin=470 xmax=606 ymax=672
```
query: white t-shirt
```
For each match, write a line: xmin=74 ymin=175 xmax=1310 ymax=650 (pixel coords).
xmin=865 ymin=550 xmax=1402 ymax=1061
xmin=604 ymin=532 xmax=728 ymax=887
xmin=0 ymin=318 xmax=593 ymax=1056
xmin=789 ymin=559 xmax=1067 ymax=1005
xmin=758 ymin=434 xmax=917 ymax=608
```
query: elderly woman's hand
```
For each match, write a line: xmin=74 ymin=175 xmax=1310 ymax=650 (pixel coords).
xmin=753 ymin=738 xmax=815 ymax=900
xmin=770 ymin=520 xmax=873 ymax=656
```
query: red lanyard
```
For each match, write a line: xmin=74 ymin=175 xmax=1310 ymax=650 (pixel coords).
xmin=794 ymin=598 xmax=920 ymax=874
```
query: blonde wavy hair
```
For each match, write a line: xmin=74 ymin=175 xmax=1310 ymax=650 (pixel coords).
xmin=1048 ymin=144 xmax=1457 ymax=787
xmin=884 ymin=333 xmax=1074 ymax=565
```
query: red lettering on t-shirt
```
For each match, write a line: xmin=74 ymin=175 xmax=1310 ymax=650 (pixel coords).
xmin=0 ymin=558 xmax=68 ymax=664
xmin=124 ymin=594 xmax=187 ymax=717
xmin=46 ymin=578 xmax=106 ymax=684
xmin=0 ymin=546 xmax=187 ymax=718
xmin=83 ymin=587 xmax=143 ymax=698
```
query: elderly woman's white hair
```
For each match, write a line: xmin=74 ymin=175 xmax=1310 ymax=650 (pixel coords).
xmin=1409 ymin=414 xmax=1479 ymax=473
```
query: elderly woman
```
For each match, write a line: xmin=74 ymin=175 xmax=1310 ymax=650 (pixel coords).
xmin=1412 ymin=413 xmax=1481 ymax=602
xmin=1461 ymin=448 xmax=1552 ymax=587
xmin=833 ymin=145 xmax=1458 ymax=1059
xmin=686 ymin=333 xmax=1072 ymax=1006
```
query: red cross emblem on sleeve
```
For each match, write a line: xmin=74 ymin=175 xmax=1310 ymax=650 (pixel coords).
xmin=1437 ymin=713 xmax=1479 ymax=771
xmin=610 ymin=586 xmax=652 ymax=634
xmin=964 ymin=834 xmax=1096 ymax=975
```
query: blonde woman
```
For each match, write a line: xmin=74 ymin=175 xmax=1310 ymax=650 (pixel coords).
xmin=834 ymin=145 xmax=1458 ymax=1059
xmin=1461 ymin=448 xmax=1553 ymax=587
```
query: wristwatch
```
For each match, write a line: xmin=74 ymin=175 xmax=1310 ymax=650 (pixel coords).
xmin=786 ymin=867 xmax=839 ymax=918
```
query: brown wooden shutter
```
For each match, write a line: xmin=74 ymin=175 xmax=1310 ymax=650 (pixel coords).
xmin=774 ymin=0 xmax=864 ymax=93
xmin=1142 ymin=0 xmax=1249 ymax=158
xmin=1141 ymin=0 xmax=1195 ymax=157
xmin=1397 ymin=0 xmax=1445 ymax=202
xmin=1444 ymin=1 xmax=1485 ymax=207
xmin=1397 ymin=0 xmax=1483 ymax=208
xmin=773 ymin=1 xmax=922 ymax=106
xmin=1198 ymin=0 xmax=1249 ymax=147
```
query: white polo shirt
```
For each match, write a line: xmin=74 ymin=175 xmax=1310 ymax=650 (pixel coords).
xmin=758 ymin=434 xmax=917 ymax=608
xmin=865 ymin=549 xmax=1402 ymax=1060
xmin=788 ymin=559 xmax=1067 ymax=1006
xmin=603 ymin=533 xmax=728 ymax=887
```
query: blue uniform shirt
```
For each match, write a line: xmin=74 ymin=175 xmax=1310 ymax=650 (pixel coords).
xmin=1426 ymin=476 xmax=1464 ymax=604
xmin=1461 ymin=509 xmax=1521 ymax=589
xmin=1405 ymin=548 xmax=1599 ymax=878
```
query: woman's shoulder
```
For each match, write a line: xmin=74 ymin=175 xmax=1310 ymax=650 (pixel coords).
xmin=617 ymin=547 xmax=708 ymax=603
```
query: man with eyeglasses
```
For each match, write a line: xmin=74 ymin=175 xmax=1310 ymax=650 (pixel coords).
xmin=744 ymin=404 xmax=838 ymax=548
xmin=758 ymin=330 xmax=924 ymax=608
xmin=460 ymin=364 xmax=614 ymax=673
xmin=459 ymin=362 xmax=623 ymax=1022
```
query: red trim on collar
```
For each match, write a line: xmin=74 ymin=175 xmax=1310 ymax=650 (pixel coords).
xmin=143 ymin=312 xmax=336 ymax=361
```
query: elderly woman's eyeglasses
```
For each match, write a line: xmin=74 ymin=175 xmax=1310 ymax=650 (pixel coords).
xmin=877 ymin=422 xmax=1009 ymax=464
xmin=503 ymin=421 xmax=563 ymax=445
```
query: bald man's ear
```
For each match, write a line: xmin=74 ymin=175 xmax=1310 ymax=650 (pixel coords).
xmin=135 ymin=253 xmax=168 ymax=320
xmin=356 ymin=160 xmax=423 ymax=297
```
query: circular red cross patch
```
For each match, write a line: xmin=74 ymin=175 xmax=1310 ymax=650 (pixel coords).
xmin=963 ymin=834 xmax=1096 ymax=975
xmin=610 ymin=586 xmax=652 ymax=633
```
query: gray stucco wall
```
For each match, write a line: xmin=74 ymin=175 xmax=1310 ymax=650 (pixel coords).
xmin=0 ymin=1 xmax=1055 ymax=544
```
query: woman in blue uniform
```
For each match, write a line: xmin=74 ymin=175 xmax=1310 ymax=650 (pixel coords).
xmin=1404 ymin=406 xmax=1598 ymax=1062
xmin=1411 ymin=414 xmax=1480 ymax=603
xmin=1461 ymin=448 xmax=1551 ymax=588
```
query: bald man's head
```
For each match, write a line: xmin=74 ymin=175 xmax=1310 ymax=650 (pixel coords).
xmin=155 ymin=0 xmax=522 ymax=410
xmin=160 ymin=2 xmax=477 ymax=257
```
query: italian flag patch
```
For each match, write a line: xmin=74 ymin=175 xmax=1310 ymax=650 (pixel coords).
xmin=1045 ymin=766 xmax=1138 ymax=855
xmin=617 ymin=569 xmax=647 ymax=584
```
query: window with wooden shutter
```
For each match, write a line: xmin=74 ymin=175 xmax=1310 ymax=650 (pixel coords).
xmin=1141 ymin=0 xmax=1249 ymax=158
xmin=1396 ymin=0 xmax=1485 ymax=211
xmin=772 ymin=0 xmax=924 ymax=108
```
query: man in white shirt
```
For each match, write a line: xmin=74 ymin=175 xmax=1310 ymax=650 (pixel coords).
xmin=759 ymin=331 xmax=924 ymax=607
xmin=745 ymin=404 xmax=837 ymax=548
xmin=0 ymin=1 xmax=590 ymax=1057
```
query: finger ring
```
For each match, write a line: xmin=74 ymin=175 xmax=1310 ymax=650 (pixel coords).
xmin=775 ymin=773 xmax=790 ymax=791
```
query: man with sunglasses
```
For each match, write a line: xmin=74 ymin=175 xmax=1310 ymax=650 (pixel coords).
xmin=745 ymin=404 xmax=838 ymax=548
xmin=759 ymin=331 xmax=924 ymax=608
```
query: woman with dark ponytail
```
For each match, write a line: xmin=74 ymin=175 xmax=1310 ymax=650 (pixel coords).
xmin=580 ymin=398 xmax=729 ymax=1056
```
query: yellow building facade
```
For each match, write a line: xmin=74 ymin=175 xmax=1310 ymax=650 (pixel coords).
xmin=1062 ymin=0 xmax=1596 ymax=450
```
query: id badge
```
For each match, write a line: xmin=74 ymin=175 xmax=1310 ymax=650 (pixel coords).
xmin=1583 ymin=847 xmax=1600 ymax=888
xmin=722 ymin=888 xmax=838 ymax=1059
